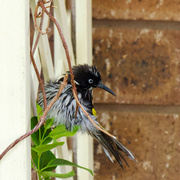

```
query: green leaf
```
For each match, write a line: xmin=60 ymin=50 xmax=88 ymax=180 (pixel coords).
xmin=31 ymin=116 xmax=52 ymax=145
xmin=44 ymin=158 xmax=93 ymax=176
xmin=31 ymin=116 xmax=39 ymax=146
xmin=41 ymin=125 xmax=51 ymax=140
xmin=31 ymin=142 xmax=64 ymax=153
xmin=36 ymin=102 xmax=43 ymax=121
xmin=40 ymin=151 xmax=56 ymax=171
xmin=42 ymin=171 xmax=75 ymax=179
xmin=42 ymin=136 xmax=52 ymax=145
xmin=44 ymin=118 xmax=54 ymax=130
xmin=41 ymin=127 xmax=53 ymax=145
xmin=41 ymin=119 xmax=54 ymax=144
xmin=31 ymin=149 xmax=39 ymax=168
xmin=48 ymin=125 xmax=80 ymax=139
xmin=32 ymin=150 xmax=56 ymax=171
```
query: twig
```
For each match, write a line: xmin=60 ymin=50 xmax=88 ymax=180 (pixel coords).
xmin=39 ymin=1 xmax=116 ymax=139
xmin=0 ymin=75 xmax=68 ymax=160
xmin=38 ymin=1 xmax=74 ymax=81
xmin=38 ymin=1 xmax=80 ymax=118
xmin=32 ymin=11 xmax=44 ymax=55
xmin=34 ymin=1 xmax=50 ymax=35
xmin=72 ymin=90 xmax=116 ymax=139
xmin=30 ymin=49 xmax=47 ymax=109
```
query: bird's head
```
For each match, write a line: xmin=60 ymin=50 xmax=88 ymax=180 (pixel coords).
xmin=72 ymin=64 xmax=115 ymax=96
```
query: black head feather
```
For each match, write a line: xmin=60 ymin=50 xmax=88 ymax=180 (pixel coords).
xmin=72 ymin=64 xmax=101 ymax=90
xmin=58 ymin=64 xmax=115 ymax=99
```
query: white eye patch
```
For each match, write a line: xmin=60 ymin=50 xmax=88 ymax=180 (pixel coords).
xmin=88 ymin=79 xmax=93 ymax=84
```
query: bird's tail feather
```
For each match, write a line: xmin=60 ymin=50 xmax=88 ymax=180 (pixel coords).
xmin=93 ymin=130 xmax=136 ymax=169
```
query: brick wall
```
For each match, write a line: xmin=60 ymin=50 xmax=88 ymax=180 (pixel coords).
xmin=92 ymin=0 xmax=180 ymax=180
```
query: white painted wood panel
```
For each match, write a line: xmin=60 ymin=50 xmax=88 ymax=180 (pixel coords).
xmin=0 ymin=0 xmax=31 ymax=179
xmin=76 ymin=1 xmax=94 ymax=180
xmin=54 ymin=1 xmax=74 ymax=179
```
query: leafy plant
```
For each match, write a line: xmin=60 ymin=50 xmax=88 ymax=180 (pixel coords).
xmin=31 ymin=104 xmax=93 ymax=179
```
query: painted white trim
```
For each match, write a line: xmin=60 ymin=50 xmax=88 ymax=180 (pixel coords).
xmin=0 ymin=0 xmax=31 ymax=179
xmin=54 ymin=1 xmax=75 ymax=179
xmin=76 ymin=1 xmax=94 ymax=180
xmin=31 ymin=0 xmax=55 ymax=82
xmin=54 ymin=0 xmax=75 ymax=78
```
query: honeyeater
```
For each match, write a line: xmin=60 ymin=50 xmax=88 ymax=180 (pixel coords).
xmin=38 ymin=64 xmax=135 ymax=168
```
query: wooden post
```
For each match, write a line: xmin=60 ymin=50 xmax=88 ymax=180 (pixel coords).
xmin=76 ymin=1 xmax=94 ymax=180
xmin=30 ymin=0 xmax=55 ymax=115
xmin=53 ymin=1 xmax=75 ymax=179
xmin=30 ymin=0 xmax=54 ymax=82
xmin=0 ymin=0 xmax=31 ymax=179
xmin=54 ymin=0 xmax=75 ymax=78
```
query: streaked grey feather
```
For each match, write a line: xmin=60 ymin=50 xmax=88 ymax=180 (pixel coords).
xmin=38 ymin=64 xmax=136 ymax=169
xmin=38 ymin=83 xmax=98 ymax=134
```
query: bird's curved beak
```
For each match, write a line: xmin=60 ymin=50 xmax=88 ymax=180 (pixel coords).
xmin=97 ymin=82 xmax=116 ymax=96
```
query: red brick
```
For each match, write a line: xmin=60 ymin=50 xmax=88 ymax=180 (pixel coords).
xmin=93 ymin=27 xmax=180 ymax=105
xmin=93 ymin=110 xmax=180 ymax=180
xmin=93 ymin=0 xmax=180 ymax=21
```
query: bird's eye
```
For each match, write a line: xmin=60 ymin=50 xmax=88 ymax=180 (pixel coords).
xmin=89 ymin=79 xmax=93 ymax=84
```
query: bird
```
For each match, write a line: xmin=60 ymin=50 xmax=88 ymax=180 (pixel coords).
xmin=38 ymin=64 xmax=136 ymax=169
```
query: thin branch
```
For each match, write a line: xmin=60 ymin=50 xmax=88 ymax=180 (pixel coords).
xmin=38 ymin=1 xmax=80 ymax=118
xmin=30 ymin=49 xmax=47 ymax=109
xmin=0 ymin=0 xmax=116 ymax=162
xmin=32 ymin=11 xmax=44 ymax=55
xmin=34 ymin=2 xmax=50 ymax=35
xmin=0 ymin=75 xmax=68 ymax=160
xmin=38 ymin=1 xmax=74 ymax=82
xmin=38 ymin=1 xmax=116 ymax=139
xmin=72 ymin=90 xmax=116 ymax=139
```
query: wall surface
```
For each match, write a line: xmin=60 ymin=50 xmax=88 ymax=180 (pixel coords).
xmin=92 ymin=0 xmax=180 ymax=180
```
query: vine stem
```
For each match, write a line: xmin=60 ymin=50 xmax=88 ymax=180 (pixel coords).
xmin=0 ymin=75 xmax=68 ymax=160
xmin=32 ymin=10 xmax=44 ymax=55
xmin=30 ymin=49 xmax=47 ymax=110
xmin=72 ymin=90 xmax=116 ymax=139
xmin=38 ymin=0 xmax=116 ymax=139
xmin=37 ymin=1 xmax=75 ymax=84
xmin=0 ymin=0 xmax=116 ymax=161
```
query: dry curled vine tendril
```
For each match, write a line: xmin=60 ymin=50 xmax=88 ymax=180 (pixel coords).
xmin=0 ymin=0 xmax=116 ymax=160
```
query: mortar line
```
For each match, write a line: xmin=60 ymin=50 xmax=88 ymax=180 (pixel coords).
xmin=94 ymin=103 xmax=180 ymax=114
xmin=93 ymin=19 xmax=180 ymax=31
